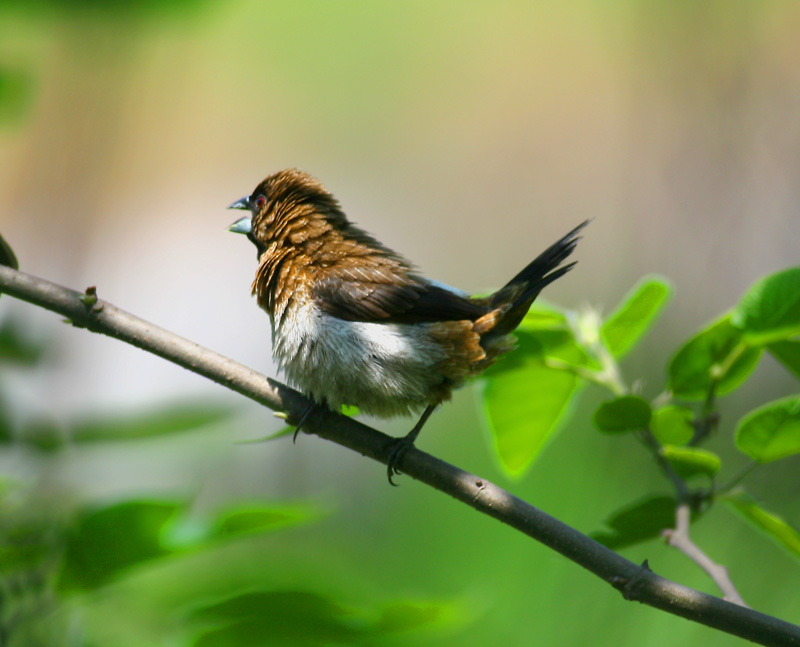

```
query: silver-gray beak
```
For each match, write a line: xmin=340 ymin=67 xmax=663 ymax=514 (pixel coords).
xmin=228 ymin=215 xmax=253 ymax=234
xmin=228 ymin=196 xmax=250 ymax=211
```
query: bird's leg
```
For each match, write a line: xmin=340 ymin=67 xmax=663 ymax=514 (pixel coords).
xmin=386 ymin=403 xmax=438 ymax=485
xmin=292 ymin=401 xmax=318 ymax=442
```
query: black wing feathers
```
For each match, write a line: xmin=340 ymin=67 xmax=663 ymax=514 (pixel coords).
xmin=313 ymin=269 xmax=486 ymax=324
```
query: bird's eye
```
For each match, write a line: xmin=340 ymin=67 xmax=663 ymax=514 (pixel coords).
xmin=254 ymin=195 xmax=267 ymax=210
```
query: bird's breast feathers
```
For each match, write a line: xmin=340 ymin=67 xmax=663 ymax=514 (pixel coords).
xmin=271 ymin=298 xmax=491 ymax=417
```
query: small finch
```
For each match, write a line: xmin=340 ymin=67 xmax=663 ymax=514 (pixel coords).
xmin=229 ymin=169 xmax=587 ymax=482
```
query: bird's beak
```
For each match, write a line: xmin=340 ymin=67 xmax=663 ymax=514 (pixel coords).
xmin=228 ymin=196 xmax=250 ymax=211
xmin=228 ymin=215 xmax=253 ymax=234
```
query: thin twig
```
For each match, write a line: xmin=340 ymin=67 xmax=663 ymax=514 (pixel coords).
xmin=1 ymin=265 xmax=799 ymax=647
xmin=664 ymin=503 xmax=748 ymax=607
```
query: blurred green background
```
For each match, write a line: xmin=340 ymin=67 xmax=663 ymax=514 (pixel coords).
xmin=0 ymin=1 xmax=799 ymax=645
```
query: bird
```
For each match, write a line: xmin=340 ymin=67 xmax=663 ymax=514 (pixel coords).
xmin=228 ymin=169 xmax=587 ymax=483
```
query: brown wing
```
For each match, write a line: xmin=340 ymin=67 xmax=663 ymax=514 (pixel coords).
xmin=312 ymin=264 xmax=487 ymax=324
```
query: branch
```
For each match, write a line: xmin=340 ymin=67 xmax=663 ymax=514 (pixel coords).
xmin=664 ymin=503 xmax=748 ymax=607
xmin=2 ymin=265 xmax=799 ymax=647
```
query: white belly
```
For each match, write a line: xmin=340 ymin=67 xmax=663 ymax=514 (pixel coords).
xmin=271 ymin=301 xmax=448 ymax=418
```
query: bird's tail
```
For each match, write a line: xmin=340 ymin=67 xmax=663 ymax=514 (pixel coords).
xmin=477 ymin=220 xmax=589 ymax=339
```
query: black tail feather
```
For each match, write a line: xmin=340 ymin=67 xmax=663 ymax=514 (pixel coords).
xmin=491 ymin=220 xmax=589 ymax=309
xmin=484 ymin=220 xmax=588 ymax=337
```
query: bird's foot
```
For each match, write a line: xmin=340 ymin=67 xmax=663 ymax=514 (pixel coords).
xmin=385 ymin=434 xmax=417 ymax=486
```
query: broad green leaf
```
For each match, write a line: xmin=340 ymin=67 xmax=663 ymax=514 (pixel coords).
xmin=481 ymin=330 xmax=584 ymax=475
xmin=732 ymin=267 xmax=800 ymax=344
xmin=669 ymin=315 xmax=762 ymax=400
xmin=593 ymin=396 xmax=652 ymax=433
xmin=659 ymin=445 xmax=721 ymax=479
xmin=651 ymin=405 xmax=695 ymax=445
xmin=768 ymin=340 xmax=800 ymax=381
xmin=591 ymin=495 xmax=699 ymax=549
xmin=70 ymin=402 xmax=234 ymax=442
xmin=735 ymin=395 xmax=800 ymax=462
xmin=725 ymin=492 xmax=800 ymax=560
xmin=602 ymin=276 xmax=673 ymax=358
xmin=58 ymin=500 xmax=182 ymax=591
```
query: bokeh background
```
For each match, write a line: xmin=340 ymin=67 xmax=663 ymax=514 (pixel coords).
xmin=1 ymin=1 xmax=799 ymax=645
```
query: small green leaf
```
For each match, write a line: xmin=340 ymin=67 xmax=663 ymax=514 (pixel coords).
xmin=592 ymin=495 xmax=696 ymax=549
xmin=651 ymin=405 xmax=695 ymax=445
xmin=481 ymin=330 xmax=584 ymax=475
xmin=58 ymin=500 xmax=182 ymax=591
xmin=70 ymin=402 xmax=233 ymax=442
xmin=725 ymin=492 xmax=800 ymax=560
xmin=659 ymin=445 xmax=721 ymax=479
xmin=602 ymin=276 xmax=673 ymax=358
xmin=732 ymin=267 xmax=800 ymax=344
xmin=669 ymin=315 xmax=762 ymax=400
xmin=768 ymin=340 xmax=800 ymax=381
xmin=593 ymin=396 xmax=651 ymax=433
xmin=735 ymin=395 xmax=800 ymax=462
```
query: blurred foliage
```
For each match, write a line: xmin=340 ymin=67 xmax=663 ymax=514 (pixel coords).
xmin=0 ymin=68 xmax=33 ymax=129
xmin=0 ymin=0 xmax=212 ymax=20
xmin=0 ymin=314 xmax=469 ymax=645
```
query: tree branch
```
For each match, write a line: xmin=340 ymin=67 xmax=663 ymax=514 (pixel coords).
xmin=1 ymin=265 xmax=799 ymax=647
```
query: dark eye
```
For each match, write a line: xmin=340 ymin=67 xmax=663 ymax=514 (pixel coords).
xmin=254 ymin=195 xmax=267 ymax=210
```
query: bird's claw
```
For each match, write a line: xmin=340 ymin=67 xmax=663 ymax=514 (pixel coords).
xmin=385 ymin=436 xmax=415 ymax=486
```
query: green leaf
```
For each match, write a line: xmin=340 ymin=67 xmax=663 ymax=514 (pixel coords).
xmin=58 ymin=500 xmax=182 ymax=591
xmin=650 ymin=405 xmax=695 ymax=445
xmin=70 ymin=402 xmax=234 ymax=442
xmin=593 ymin=396 xmax=652 ymax=433
xmin=591 ymin=495 xmax=697 ymax=549
xmin=735 ymin=395 xmax=800 ymax=462
xmin=768 ymin=340 xmax=800 ymax=381
xmin=668 ymin=315 xmax=762 ymax=400
xmin=659 ymin=445 xmax=721 ymax=479
xmin=602 ymin=276 xmax=673 ymax=358
xmin=480 ymin=329 xmax=584 ymax=475
xmin=725 ymin=492 xmax=800 ymax=561
xmin=732 ymin=267 xmax=800 ymax=344
xmin=520 ymin=305 xmax=568 ymax=329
